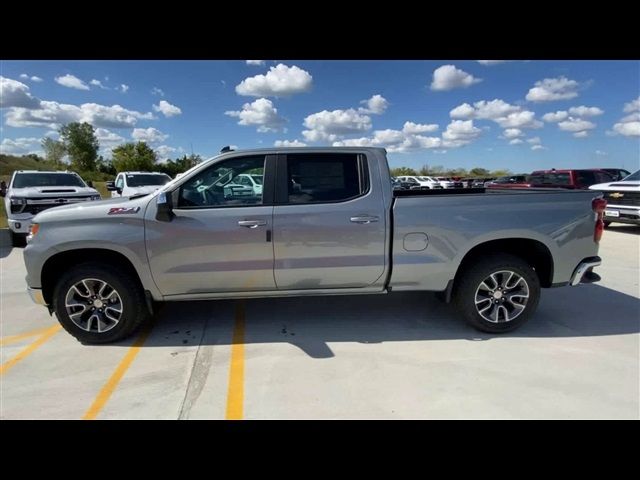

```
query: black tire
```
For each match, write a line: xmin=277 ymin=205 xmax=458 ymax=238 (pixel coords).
xmin=52 ymin=261 xmax=150 ymax=344
xmin=10 ymin=231 xmax=26 ymax=247
xmin=453 ymin=253 xmax=540 ymax=333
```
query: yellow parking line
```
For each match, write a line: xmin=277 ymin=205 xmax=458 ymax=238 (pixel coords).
xmin=0 ymin=325 xmax=57 ymax=347
xmin=0 ymin=324 xmax=62 ymax=375
xmin=225 ymin=301 xmax=246 ymax=420
xmin=82 ymin=325 xmax=153 ymax=420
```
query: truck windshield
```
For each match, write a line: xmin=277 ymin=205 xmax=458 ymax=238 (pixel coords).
xmin=530 ymin=173 xmax=571 ymax=185
xmin=13 ymin=173 xmax=86 ymax=188
xmin=126 ymin=174 xmax=171 ymax=187
xmin=623 ymin=170 xmax=640 ymax=181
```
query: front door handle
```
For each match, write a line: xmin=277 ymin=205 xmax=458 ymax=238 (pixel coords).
xmin=238 ymin=219 xmax=267 ymax=228
xmin=350 ymin=215 xmax=379 ymax=224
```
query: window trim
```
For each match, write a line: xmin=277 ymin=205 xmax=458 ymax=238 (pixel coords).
xmin=274 ymin=152 xmax=371 ymax=206
xmin=174 ymin=154 xmax=275 ymax=210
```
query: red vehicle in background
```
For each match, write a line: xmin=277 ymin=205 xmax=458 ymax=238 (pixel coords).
xmin=486 ymin=174 xmax=531 ymax=189
xmin=529 ymin=169 xmax=615 ymax=189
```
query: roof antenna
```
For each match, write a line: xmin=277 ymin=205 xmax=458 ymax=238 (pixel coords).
xmin=220 ymin=145 xmax=234 ymax=154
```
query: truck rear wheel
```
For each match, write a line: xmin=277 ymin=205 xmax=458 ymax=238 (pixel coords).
xmin=453 ymin=254 xmax=540 ymax=333
xmin=52 ymin=262 xmax=150 ymax=344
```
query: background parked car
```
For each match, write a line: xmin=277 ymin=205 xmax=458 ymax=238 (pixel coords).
xmin=598 ymin=168 xmax=632 ymax=181
xmin=529 ymin=169 xmax=614 ymax=189
xmin=486 ymin=175 xmax=531 ymax=189
xmin=391 ymin=177 xmax=412 ymax=190
xmin=396 ymin=175 xmax=441 ymax=189
xmin=107 ymin=171 xmax=172 ymax=197
xmin=589 ymin=169 xmax=640 ymax=226
xmin=1 ymin=170 xmax=100 ymax=246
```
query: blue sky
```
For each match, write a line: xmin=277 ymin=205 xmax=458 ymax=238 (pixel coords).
xmin=1 ymin=60 xmax=639 ymax=172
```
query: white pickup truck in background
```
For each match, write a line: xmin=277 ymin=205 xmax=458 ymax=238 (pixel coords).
xmin=107 ymin=171 xmax=172 ymax=198
xmin=1 ymin=170 xmax=100 ymax=246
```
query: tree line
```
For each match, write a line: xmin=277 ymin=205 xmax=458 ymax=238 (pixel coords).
xmin=39 ymin=121 xmax=202 ymax=179
xmin=390 ymin=166 xmax=512 ymax=178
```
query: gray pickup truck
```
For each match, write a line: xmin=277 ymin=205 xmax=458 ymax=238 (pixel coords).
xmin=23 ymin=147 xmax=606 ymax=343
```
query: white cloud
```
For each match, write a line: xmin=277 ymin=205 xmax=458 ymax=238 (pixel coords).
xmin=5 ymin=101 xmax=154 ymax=129
xmin=19 ymin=74 xmax=43 ymax=82
xmin=95 ymin=128 xmax=125 ymax=151
xmin=477 ymin=60 xmax=507 ymax=66
xmin=156 ymin=145 xmax=177 ymax=160
xmin=153 ymin=100 xmax=182 ymax=117
xmin=568 ymin=105 xmax=603 ymax=117
xmin=527 ymin=137 xmax=542 ymax=145
xmin=623 ymin=96 xmax=640 ymax=113
xmin=612 ymin=121 xmax=640 ymax=137
xmin=557 ymin=118 xmax=596 ymax=132
xmin=509 ymin=138 xmax=524 ymax=145
xmin=573 ymin=131 xmax=589 ymax=138
xmin=118 ymin=84 xmax=129 ymax=93
xmin=503 ymin=128 xmax=523 ymax=139
xmin=359 ymin=94 xmax=388 ymax=114
xmin=236 ymin=64 xmax=312 ymax=97
xmin=246 ymin=60 xmax=265 ymax=66
xmin=430 ymin=65 xmax=481 ymax=91
xmin=525 ymin=76 xmax=579 ymax=102
xmin=90 ymin=79 xmax=108 ymax=89
xmin=402 ymin=121 xmax=438 ymax=134
xmin=332 ymin=130 xmax=443 ymax=153
xmin=0 ymin=137 xmax=41 ymax=155
xmin=225 ymin=97 xmax=286 ymax=132
xmin=531 ymin=144 xmax=545 ymax=151
xmin=608 ymin=97 xmax=640 ymax=137
xmin=132 ymin=127 xmax=168 ymax=144
xmin=55 ymin=74 xmax=89 ymax=90
xmin=442 ymin=120 xmax=482 ymax=148
xmin=0 ymin=76 xmax=40 ymax=109
xmin=595 ymin=150 xmax=608 ymax=156
xmin=451 ymin=99 xmax=542 ymax=130
xmin=274 ymin=139 xmax=307 ymax=147
xmin=542 ymin=111 xmax=569 ymax=122
xmin=302 ymin=108 xmax=371 ymax=142
xmin=151 ymin=87 xmax=165 ymax=97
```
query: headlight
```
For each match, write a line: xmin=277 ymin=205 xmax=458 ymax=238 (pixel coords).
xmin=26 ymin=223 xmax=39 ymax=243
xmin=9 ymin=197 xmax=26 ymax=213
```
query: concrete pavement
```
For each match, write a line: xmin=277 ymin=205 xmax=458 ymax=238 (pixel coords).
xmin=1 ymin=226 xmax=638 ymax=419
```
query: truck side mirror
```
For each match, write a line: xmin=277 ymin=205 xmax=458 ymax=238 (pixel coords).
xmin=106 ymin=181 xmax=117 ymax=191
xmin=156 ymin=191 xmax=174 ymax=222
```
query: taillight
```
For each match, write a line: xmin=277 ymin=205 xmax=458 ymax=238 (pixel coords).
xmin=592 ymin=197 xmax=607 ymax=243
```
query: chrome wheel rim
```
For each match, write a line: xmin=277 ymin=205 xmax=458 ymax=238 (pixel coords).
xmin=65 ymin=278 xmax=123 ymax=333
xmin=474 ymin=270 xmax=529 ymax=323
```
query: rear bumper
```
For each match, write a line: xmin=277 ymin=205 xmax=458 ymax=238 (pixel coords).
xmin=569 ymin=256 xmax=602 ymax=286
xmin=28 ymin=287 xmax=47 ymax=306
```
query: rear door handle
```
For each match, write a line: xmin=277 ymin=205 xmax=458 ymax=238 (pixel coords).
xmin=238 ymin=220 xmax=267 ymax=228
xmin=350 ymin=215 xmax=379 ymax=224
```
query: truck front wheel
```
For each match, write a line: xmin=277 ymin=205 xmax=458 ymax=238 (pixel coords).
xmin=52 ymin=262 xmax=150 ymax=344
xmin=453 ymin=254 xmax=540 ymax=333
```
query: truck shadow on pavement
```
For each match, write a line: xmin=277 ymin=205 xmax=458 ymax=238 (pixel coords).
xmin=127 ymin=283 xmax=640 ymax=359
xmin=605 ymin=225 xmax=640 ymax=235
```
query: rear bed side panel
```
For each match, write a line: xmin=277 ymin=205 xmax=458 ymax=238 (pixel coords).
xmin=389 ymin=191 xmax=600 ymax=291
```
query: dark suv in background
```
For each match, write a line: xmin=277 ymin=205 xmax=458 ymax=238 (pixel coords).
xmin=529 ymin=169 xmax=615 ymax=189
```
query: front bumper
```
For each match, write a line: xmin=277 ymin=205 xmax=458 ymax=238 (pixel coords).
xmin=569 ymin=256 xmax=602 ymax=286
xmin=8 ymin=217 xmax=33 ymax=234
xmin=604 ymin=204 xmax=640 ymax=225
xmin=27 ymin=287 xmax=47 ymax=306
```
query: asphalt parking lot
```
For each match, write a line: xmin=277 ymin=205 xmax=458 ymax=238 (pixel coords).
xmin=1 ymin=226 xmax=639 ymax=419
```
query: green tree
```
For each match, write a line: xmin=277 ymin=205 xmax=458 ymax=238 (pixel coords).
xmin=490 ymin=169 xmax=512 ymax=177
xmin=390 ymin=166 xmax=417 ymax=176
xmin=41 ymin=137 xmax=66 ymax=167
xmin=96 ymin=155 xmax=117 ymax=175
xmin=59 ymin=122 xmax=99 ymax=171
xmin=470 ymin=167 xmax=490 ymax=177
xmin=111 ymin=142 xmax=157 ymax=172
xmin=418 ymin=164 xmax=430 ymax=176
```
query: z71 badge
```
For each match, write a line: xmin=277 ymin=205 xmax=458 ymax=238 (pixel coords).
xmin=108 ymin=206 xmax=141 ymax=215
